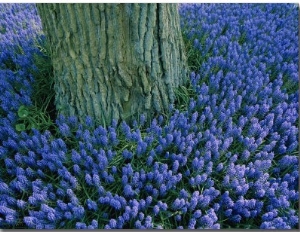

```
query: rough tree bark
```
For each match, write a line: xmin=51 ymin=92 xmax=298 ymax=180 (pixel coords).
xmin=37 ymin=3 xmax=188 ymax=126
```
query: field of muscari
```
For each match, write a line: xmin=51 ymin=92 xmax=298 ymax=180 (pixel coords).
xmin=0 ymin=3 xmax=299 ymax=229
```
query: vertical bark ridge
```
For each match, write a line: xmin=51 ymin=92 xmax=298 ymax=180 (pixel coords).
xmin=37 ymin=3 xmax=188 ymax=126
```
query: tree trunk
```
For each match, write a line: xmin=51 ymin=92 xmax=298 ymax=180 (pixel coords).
xmin=36 ymin=3 xmax=188 ymax=126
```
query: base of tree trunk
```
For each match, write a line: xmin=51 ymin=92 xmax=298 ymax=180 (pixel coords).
xmin=37 ymin=3 xmax=188 ymax=126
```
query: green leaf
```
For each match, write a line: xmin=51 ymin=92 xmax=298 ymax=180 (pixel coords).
xmin=17 ymin=105 xmax=29 ymax=118
xmin=15 ymin=123 xmax=26 ymax=132
xmin=30 ymin=123 xmax=39 ymax=130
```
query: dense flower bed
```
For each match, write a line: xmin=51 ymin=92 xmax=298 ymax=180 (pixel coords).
xmin=0 ymin=3 xmax=298 ymax=229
